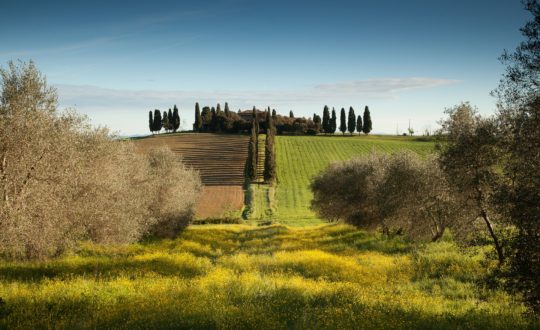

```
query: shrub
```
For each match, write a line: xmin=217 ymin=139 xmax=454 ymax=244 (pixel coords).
xmin=311 ymin=151 xmax=468 ymax=242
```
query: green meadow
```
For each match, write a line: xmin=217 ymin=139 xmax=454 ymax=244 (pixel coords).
xmin=0 ymin=224 xmax=534 ymax=329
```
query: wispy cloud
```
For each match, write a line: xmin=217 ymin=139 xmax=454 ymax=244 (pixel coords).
xmin=314 ymin=78 xmax=458 ymax=96
xmin=57 ymin=77 xmax=458 ymax=109
xmin=0 ymin=37 xmax=118 ymax=58
xmin=55 ymin=77 xmax=458 ymax=135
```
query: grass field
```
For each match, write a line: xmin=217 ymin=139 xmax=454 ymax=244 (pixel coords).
xmin=274 ymin=135 xmax=435 ymax=225
xmin=1 ymin=224 xmax=535 ymax=329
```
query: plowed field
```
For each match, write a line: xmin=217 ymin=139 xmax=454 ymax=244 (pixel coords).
xmin=134 ymin=133 xmax=248 ymax=218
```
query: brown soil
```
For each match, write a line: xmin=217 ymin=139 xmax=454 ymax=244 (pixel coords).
xmin=134 ymin=133 xmax=248 ymax=218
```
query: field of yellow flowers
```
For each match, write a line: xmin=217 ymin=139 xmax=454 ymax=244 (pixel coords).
xmin=0 ymin=224 xmax=536 ymax=329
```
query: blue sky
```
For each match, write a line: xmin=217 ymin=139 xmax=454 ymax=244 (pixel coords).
xmin=0 ymin=0 xmax=530 ymax=135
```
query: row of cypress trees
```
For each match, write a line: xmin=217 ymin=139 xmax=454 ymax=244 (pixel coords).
xmin=321 ymin=105 xmax=372 ymax=135
xmin=246 ymin=107 xmax=276 ymax=183
xmin=149 ymin=105 xmax=180 ymax=134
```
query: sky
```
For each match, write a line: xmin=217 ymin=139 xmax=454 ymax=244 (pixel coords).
xmin=0 ymin=0 xmax=531 ymax=135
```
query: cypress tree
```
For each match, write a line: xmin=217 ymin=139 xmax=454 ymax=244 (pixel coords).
xmin=252 ymin=106 xmax=259 ymax=135
xmin=339 ymin=107 xmax=347 ymax=135
xmin=149 ymin=111 xmax=154 ymax=134
xmin=216 ymin=103 xmax=221 ymax=115
xmin=162 ymin=110 xmax=170 ymax=132
xmin=322 ymin=105 xmax=330 ymax=134
xmin=330 ymin=108 xmax=337 ymax=134
xmin=347 ymin=106 xmax=356 ymax=134
xmin=272 ymin=109 xmax=277 ymax=118
xmin=194 ymin=103 xmax=202 ymax=132
xmin=289 ymin=110 xmax=294 ymax=118
xmin=210 ymin=107 xmax=217 ymax=132
xmin=224 ymin=102 xmax=230 ymax=117
xmin=247 ymin=117 xmax=258 ymax=181
xmin=264 ymin=110 xmax=276 ymax=182
xmin=265 ymin=108 xmax=271 ymax=132
xmin=356 ymin=114 xmax=363 ymax=134
xmin=313 ymin=114 xmax=322 ymax=132
xmin=172 ymin=105 xmax=180 ymax=132
xmin=362 ymin=106 xmax=372 ymax=135
xmin=153 ymin=109 xmax=162 ymax=133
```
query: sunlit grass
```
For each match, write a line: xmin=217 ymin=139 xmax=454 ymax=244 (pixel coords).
xmin=0 ymin=224 xmax=535 ymax=329
xmin=274 ymin=135 xmax=435 ymax=225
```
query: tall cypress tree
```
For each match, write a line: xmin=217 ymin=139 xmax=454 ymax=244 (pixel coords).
xmin=149 ymin=111 xmax=154 ymax=134
xmin=356 ymin=114 xmax=363 ymax=134
xmin=289 ymin=110 xmax=294 ymax=118
xmin=322 ymin=105 xmax=330 ymax=134
xmin=347 ymin=106 xmax=356 ymax=134
xmin=224 ymin=102 xmax=230 ymax=117
xmin=167 ymin=108 xmax=173 ymax=132
xmin=162 ymin=110 xmax=170 ymax=132
xmin=264 ymin=110 xmax=276 ymax=182
xmin=210 ymin=107 xmax=217 ymax=132
xmin=216 ymin=103 xmax=222 ymax=115
xmin=153 ymin=109 xmax=162 ymax=133
xmin=272 ymin=109 xmax=277 ymax=118
xmin=330 ymin=108 xmax=337 ymax=134
xmin=194 ymin=103 xmax=202 ymax=132
xmin=362 ymin=106 xmax=372 ymax=135
xmin=247 ymin=117 xmax=258 ymax=181
xmin=252 ymin=106 xmax=259 ymax=135
xmin=172 ymin=105 xmax=180 ymax=132
xmin=339 ymin=108 xmax=347 ymax=135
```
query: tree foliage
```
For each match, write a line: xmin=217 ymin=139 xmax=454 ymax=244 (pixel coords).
xmin=494 ymin=0 xmax=540 ymax=314
xmin=322 ymin=105 xmax=330 ymax=134
xmin=339 ymin=108 xmax=347 ymax=135
xmin=356 ymin=115 xmax=362 ymax=134
xmin=153 ymin=109 xmax=162 ymax=133
xmin=194 ymin=102 xmax=202 ymax=132
xmin=264 ymin=110 xmax=276 ymax=182
xmin=362 ymin=106 xmax=372 ymax=135
xmin=311 ymin=151 xmax=469 ymax=242
xmin=437 ymin=102 xmax=505 ymax=265
xmin=149 ymin=111 xmax=153 ymax=134
xmin=330 ymin=108 xmax=337 ymax=134
xmin=247 ymin=117 xmax=258 ymax=181
xmin=172 ymin=105 xmax=180 ymax=132
xmin=0 ymin=61 xmax=201 ymax=259
xmin=347 ymin=107 xmax=356 ymax=134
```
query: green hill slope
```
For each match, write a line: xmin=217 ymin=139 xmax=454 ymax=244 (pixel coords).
xmin=274 ymin=135 xmax=435 ymax=225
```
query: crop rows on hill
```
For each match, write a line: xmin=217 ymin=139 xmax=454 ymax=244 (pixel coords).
xmin=274 ymin=135 xmax=435 ymax=225
xmin=134 ymin=133 xmax=249 ymax=219
xmin=135 ymin=133 xmax=249 ymax=186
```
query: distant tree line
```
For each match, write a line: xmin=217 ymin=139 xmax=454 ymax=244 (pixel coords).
xmin=321 ymin=105 xmax=372 ymax=135
xmin=192 ymin=102 xmax=372 ymax=136
xmin=149 ymin=105 xmax=180 ymax=134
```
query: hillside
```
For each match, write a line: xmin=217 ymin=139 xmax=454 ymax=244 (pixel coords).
xmin=134 ymin=133 xmax=248 ymax=219
xmin=274 ymin=135 xmax=435 ymax=225
xmin=0 ymin=224 xmax=532 ymax=329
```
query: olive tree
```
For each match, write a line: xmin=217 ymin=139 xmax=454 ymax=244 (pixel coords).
xmin=437 ymin=102 xmax=506 ymax=265
xmin=0 ymin=61 xmax=201 ymax=259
